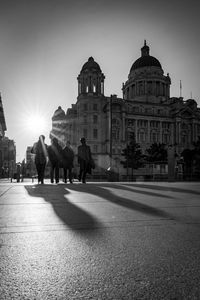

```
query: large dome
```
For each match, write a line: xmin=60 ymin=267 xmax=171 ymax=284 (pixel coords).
xmin=131 ymin=55 xmax=161 ymax=71
xmin=81 ymin=57 xmax=101 ymax=72
xmin=130 ymin=41 xmax=162 ymax=72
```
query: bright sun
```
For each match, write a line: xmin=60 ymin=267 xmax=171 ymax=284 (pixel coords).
xmin=24 ymin=113 xmax=47 ymax=135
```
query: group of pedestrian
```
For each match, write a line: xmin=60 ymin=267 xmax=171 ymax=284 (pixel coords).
xmin=31 ymin=135 xmax=94 ymax=184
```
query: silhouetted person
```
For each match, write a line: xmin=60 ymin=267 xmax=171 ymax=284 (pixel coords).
xmin=31 ymin=135 xmax=48 ymax=184
xmin=48 ymin=137 xmax=63 ymax=183
xmin=78 ymin=137 xmax=93 ymax=183
xmin=62 ymin=141 xmax=74 ymax=183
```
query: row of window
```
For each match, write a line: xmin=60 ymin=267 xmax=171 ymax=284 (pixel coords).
xmin=126 ymin=81 xmax=167 ymax=98
xmin=83 ymin=128 xmax=98 ymax=139
xmin=82 ymin=116 xmax=172 ymax=128
xmin=128 ymin=106 xmax=168 ymax=116
xmin=78 ymin=82 xmax=104 ymax=95
xmin=82 ymin=124 xmax=194 ymax=143
xmin=82 ymin=103 xmax=98 ymax=111
xmin=82 ymin=114 xmax=98 ymax=124
xmin=127 ymin=119 xmax=171 ymax=128
xmin=81 ymin=102 xmax=169 ymax=116
xmin=83 ymin=134 xmax=192 ymax=154
xmin=82 ymin=126 xmax=171 ymax=143
xmin=137 ymin=131 xmax=170 ymax=144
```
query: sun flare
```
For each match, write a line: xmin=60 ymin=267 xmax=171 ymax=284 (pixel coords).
xmin=24 ymin=113 xmax=48 ymax=135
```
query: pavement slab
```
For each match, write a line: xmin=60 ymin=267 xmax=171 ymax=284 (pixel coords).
xmin=0 ymin=180 xmax=200 ymax=299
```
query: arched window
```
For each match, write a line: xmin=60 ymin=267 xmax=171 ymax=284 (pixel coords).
xmin=112 ymin=118 xmax=120 ymax=126
xmin=147 ymin=81 xmax=152 ymax=94
xmin=83 ymin=115 xmax=87 ymax=124
xmin=93 ymin=115 xmax=98 ymax=124
xmin=163 ymin=132 xmax=170 ymax=144
xmin=181 ymin=131 xmax=188 ymax=145
xmin=139 ymin=82 xmax=144 ymax=95
xmin=138 ymin=129 xmax=146 ymax=143
xmin=101 ymin=82 xmax=104 ymax=94
xmin=112 ymin=129 xmax=120 ymax=140
xmin=150 ymin=130 xmax=158 ymax=143
xmin=112 ymin=118 xmax=120 ymax=141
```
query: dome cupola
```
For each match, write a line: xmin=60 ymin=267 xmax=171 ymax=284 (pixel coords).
xmin=123 ymin=41 xmax=171 ymax=102
xmin=77 ymin=57 xmax=105 ymax=96
xmin=52 ymin=106 xmax=65 ymax=121
xmin=130 ymin=40 xmax=162 ymax=72
xmin=81 ymin=57 xmax=101 ymax=73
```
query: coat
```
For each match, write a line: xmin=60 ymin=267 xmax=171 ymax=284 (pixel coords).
xmin=31 ymin=141 xmax=47 ymax=165
xmin=78 ymin=144 xmax=91 ymax=164
xmin=48 ymin=142 xmax=63 ymax=166
xmin=62 ymin=146 xmax=74 ymax=169
xmin=78 ymin=144 xmax=94 ymax=173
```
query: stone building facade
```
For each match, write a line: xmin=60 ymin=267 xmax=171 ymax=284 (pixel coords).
xmin=0 ymin=137 xmax=16 ymax=178
xmin=0 ymin=94 xmax=17 ymax=178
xmin=50 ymin=41 xmax=200 ymax=179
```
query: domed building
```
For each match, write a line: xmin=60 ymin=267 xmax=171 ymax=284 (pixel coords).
xmin=51 ymin=41 xmax=200 ymax=180
xmin=123 ymin=40 xmax=171 ymax=103
xmin=50 ymin=106 xmax=67 ymax=146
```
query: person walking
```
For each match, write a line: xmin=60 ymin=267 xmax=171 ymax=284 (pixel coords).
xmin=48 ymin=137 xmax=63 ymax=184
xmin=77 ymin=137 xmax=94 ymax=183
xmin=62 ymin=141 xmax=74 ymax=183
xmin=31 ymin=135 xmax=48 ymax=184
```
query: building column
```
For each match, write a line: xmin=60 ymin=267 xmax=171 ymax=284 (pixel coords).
xmin=153 ymin=81 xmax=156 ymax=95
xmin=122 ymin=113 xmax=126 ymax=141
xmin=192 ymin=122 xmax=195 ymax=142
xmin=160 ymin=82 xmax=162 ymax=96
xmin=135 ymin=82 xmax=138 ymax=96
xmin=147 ymin=120 xmax=150 ymax=143
xmin=176 ymin=121 xmax=181 ymax=145
xmin=135 ymin=119 xmax=138 ymax=142
xmin=160 ymin=121 xmax=162 ymax=142
xmin=144 ymin=81 xmax=147 ymax=95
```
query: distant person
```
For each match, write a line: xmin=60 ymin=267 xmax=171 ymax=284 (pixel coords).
xmin=31 ymin=135 xmax=48 ymax=184
xmin=77 ymin=137 xmax=94 ymax=183
xmin=62 ymin=141 xmax=74 ymax=183
xmin=48 ymin=137 xmax=63 ymax=184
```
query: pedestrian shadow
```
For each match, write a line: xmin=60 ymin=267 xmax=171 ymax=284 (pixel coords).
xmin=25 ymin=184 xmax=101 ymax=235
xmin=122 ymin=183 xmax=200 ymax=196
xmin=66 ymin=183 xmax=174 ymax=220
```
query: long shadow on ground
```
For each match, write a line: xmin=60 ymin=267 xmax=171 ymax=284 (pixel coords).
xmin=121 ymin=183 xmax=200 ymax=196
xmin=66 ymin=183 xmax=174 ymax=220
xmin=25 ymin=184 xmax=101 ymax=235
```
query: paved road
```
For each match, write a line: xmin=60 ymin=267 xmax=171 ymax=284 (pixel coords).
xmin=0 ymin=180 xmax=200 ymax=299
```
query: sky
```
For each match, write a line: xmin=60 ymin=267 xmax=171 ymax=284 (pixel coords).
xmin=0 ymin=0 xmax=200 ymax=162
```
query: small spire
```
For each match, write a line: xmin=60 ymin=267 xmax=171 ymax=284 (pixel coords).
xmin=180 ymin=80 xmax=182 ymax=98
xmin=141 ymin=40 xmax=149 ymax=57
